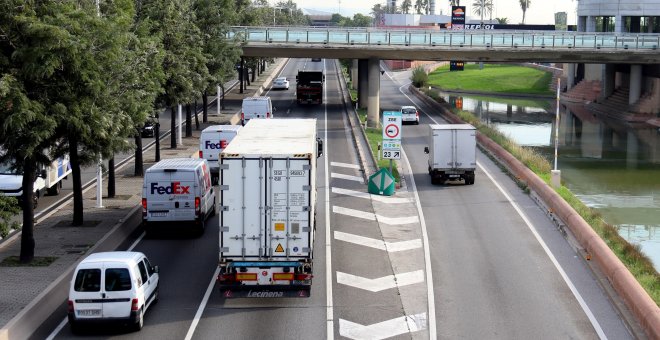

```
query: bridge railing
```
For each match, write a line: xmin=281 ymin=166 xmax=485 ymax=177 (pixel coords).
xmin=229 ymin=27 xmax=660 ymax=50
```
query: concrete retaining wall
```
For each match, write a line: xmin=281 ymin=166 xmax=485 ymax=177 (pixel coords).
xmin=409 ymin=85 xmax=660 ymax=339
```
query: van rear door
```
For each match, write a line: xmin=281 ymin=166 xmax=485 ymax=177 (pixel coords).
xmin=145 ymin=170 xmax=196 ymax=222
xmin=71 ymin=266 xmax=103 ymax=319
xmin=101 ymin=263 xmax=133 ymax=318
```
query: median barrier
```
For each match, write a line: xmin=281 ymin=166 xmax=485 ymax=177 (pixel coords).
xmin=409 ymin=85 xmax=660 ymax=339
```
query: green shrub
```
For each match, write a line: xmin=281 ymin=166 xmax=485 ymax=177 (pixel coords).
xmin=411 ymin=66 xmax=428 ymax=88
xmin=0 ymin=195 xmax=20 ymax=238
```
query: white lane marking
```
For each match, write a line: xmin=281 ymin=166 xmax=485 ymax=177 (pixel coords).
xmin=332 ymin=187 xmax=411 ymax=204
xmin=333 ymin=206 xmax=419 ymax=225
xmin=331 ymin=161 xmax=360 ymax=169
xmin=337 ymin=270 xmax=425 ymax=292
xmin=339 ymin=313 xmax=427 ymax=340
xmin=184 ymin=266 xmax=221 ymax=340
xmin=398 ymin=83 xmax=604 ymax=339
xmin=334 ymin=231 xmax=422 ymax=252
xmin=400 ymin=148 xmax=438 ymax=339
xmin=46 ymin=232 xmax=147 ymax=339
xmin=324 ymin=59 xmax=334 ymax=340
xmin=478 ymin=163 xmax=608 ymax=340
xmin=331 ymin=172 xmax=364 ymax=183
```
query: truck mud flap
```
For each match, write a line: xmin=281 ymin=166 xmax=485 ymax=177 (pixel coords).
xmin=220 ymin=286 xmax=311 ymax=298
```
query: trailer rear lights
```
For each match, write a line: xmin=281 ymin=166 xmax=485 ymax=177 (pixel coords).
xmin=295 ymin=274 xmax=313 ymax=281
xmin=273 ymin=273 xmax=294 ymax=280
xmin=236 ymin=273 xmax=257 ymax=281
xmin=218 ymin=273 xmax=236 ymax=282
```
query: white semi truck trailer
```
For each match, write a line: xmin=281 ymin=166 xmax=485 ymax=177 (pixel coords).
xmin=217 ymin=119 xmax=322 ymax=298
xmin=0 ymin=155 xmax=72 ymax=207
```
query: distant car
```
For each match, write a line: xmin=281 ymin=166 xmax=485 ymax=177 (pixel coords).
xmin=272 ymin=77 xmax=289 ymax=90
xmin=68 ymin=251 xmax=159 ymax=333
xmin=401 ymin=106 xmax=419 ymax=125
xmin=311 ymin=58 xmax=322 ymax=62
xmin=140 ymin=118 xmax=157 ymax=138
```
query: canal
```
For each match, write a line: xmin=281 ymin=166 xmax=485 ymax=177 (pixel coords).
xmin=436 ymin=90 xmax=660 ymax=272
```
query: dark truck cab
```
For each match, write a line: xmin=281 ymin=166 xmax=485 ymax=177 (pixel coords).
xmin=296 ymin=71 xmax=324 ymax=105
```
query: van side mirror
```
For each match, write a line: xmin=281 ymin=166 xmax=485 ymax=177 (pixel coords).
xmin=317 ymin=138 xmax=323 ymax=157
xmin=153 ymin=266 xmax=159 ymax=273
xmin=424 ymin=146 xmax=429 ymax=154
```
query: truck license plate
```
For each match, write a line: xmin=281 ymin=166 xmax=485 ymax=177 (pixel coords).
xmin=78 ymin=309 xmax=101 ymax=316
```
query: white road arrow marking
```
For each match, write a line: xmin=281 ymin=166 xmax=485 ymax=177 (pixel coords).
xmin=333 ymin=206 xmax=419 ymax=225
xmin=331 ymin=172 xmax=364 ymax=183
xmin=339 ymin=313 xmax=427 ymax=340
xmin=331 ymin=161 xmax=360 ymax=169
xmin=336 ymin=270 xmax=424 ymax=292
xmin=334 ymin=231 xmax=422 ymax=252
xmin=332 ymin=187 xmax=411 ymax=204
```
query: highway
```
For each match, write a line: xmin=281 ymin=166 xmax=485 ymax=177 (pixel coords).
xmin=30 ymin=58 xmax=636 ymax=339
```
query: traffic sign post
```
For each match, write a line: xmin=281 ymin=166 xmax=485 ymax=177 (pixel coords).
xmin=382 ymin=111 xmax=402 ymax=175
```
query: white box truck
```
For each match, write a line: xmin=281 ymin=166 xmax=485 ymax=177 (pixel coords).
xmin=217 ymin=119 xmax=322 ymax=298
xmin=0 ymin=155 xmax=71 ymax=208
xmin=141 ymin=158 xmax=216 ymax=235
xmin=199 ymin=125 xmax=241 ymax=184
xmin=424 ymin=124 xmax=477 ymax=185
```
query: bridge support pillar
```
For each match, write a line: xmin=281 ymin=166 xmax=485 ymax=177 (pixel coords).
xmin=567 ymin=64 xmax=576 ymax=90
xmin=358 ymin=59 xmax=368 ymax=108
xmin=600 ymin=64 xmax=616 ymax=100
xmin=586 ymin=16 xmax=597 ymax=32
xmin=615 ymin=15 xmax=624 ymax=33
xmin=351 ymin=60 xmax=358 ymax=90
xmin=627 ymin=132 xmax=639 ymax=169
xmin=629 ymin=65 xmax=642 ymax=105
xmin=367 ymin=58 xmax=380 ymax=128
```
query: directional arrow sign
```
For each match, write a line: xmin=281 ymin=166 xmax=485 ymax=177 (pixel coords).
xmin=340 ymin=313 xmax=427 ymax=340
xmin=368 ymin=168 xmax=395 ymax=196
xmin=336 ymin=270 xmax=424 ymax=292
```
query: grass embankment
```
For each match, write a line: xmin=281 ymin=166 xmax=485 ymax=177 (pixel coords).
xmin=423 ymin=88 xmax=660 ymax=304
xmin=345 ymin=79 xmax=400 ymax=182
xmin=428 ymin=64 xmax=554 ymax=96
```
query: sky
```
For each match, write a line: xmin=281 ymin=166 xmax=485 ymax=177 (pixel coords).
xmin=290 ymin=0 xmax=578 ymax=25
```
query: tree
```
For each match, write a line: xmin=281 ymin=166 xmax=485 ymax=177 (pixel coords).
xmin=414 ymin=0 xmax=429 ymax=14
xmin=519 ymin=0 xmax=531 ymax=24
xmin=401 ymin=0 xmax=412 ymax=14
xmin=472 ymin=0 xmax=493 ymax=25
xmin=0 ymin=195 xmax=20 ymax=239
xmin=450 ymin=0 xmax=461 ymax=6
xmin=496 ymin=17 xmax=509 ymax=24
xmin=351 ymin=14 xmax=373 ymax=27
xmin=411 ymin=66 xmax=428 ymax=88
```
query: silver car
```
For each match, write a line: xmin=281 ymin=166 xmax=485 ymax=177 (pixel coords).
xmin=272 ymin=77 xmax=289 ymax=90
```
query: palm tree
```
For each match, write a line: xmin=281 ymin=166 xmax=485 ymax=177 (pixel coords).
xmin=496 ymin=17 xmax=509 ymax=24
xmin=450 ymin=0 xmax=461 ymax=5
xmin=519 ymin=0 xmax=531 ymax=24
xmin=472 ymin=0 xmax=493 ymax=25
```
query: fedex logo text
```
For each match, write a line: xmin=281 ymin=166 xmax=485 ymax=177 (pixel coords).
xmin=150 ymin=182 xmax=190 ymax=195
xmin=205 ymin=140 xmax=227 ymax=149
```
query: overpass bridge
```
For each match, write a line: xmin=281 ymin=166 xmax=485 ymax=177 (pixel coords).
xmin=228 ymin=26 xmax=660 ymax=125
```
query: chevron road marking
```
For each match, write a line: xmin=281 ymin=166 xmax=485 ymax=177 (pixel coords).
xmin=334 ymin=231 xmax=422 ymax=252
xmin=333 ymin=206 xmax=419 ymax=225
xmin=339 ymin=313 xmax=427 ymax=340
xmin=336 ymin=270 xmax=424 ymax=292
xmin=331 ymin=172 xmax=364 ymax=183
xmin=331 ymin=161 xmax=360 ymax=169
xmin=332 ymin=187 xmax=411 ymax=204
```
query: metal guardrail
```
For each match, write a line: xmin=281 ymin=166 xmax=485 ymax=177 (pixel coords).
xmin=229 ymin=27 xmax=660 ymax=51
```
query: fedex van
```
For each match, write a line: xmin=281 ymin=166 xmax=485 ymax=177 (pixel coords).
xmin=199 ymin=125 xmax=241 ymax=184
xmin=142 ymin=158 xmax=215 ymax=235
xmin=241 ymin=96 xmax=273 ymax=126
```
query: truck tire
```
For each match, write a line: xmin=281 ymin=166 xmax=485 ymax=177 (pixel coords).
xmin=466 ymin=174 xmax=475 ymax=185
xmin=47 ymin=181 xmax=61 ymax=196
xmin=431 ymin=175 xmax=441 ymax=185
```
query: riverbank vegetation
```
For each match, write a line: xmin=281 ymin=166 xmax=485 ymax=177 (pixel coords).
xmin=423 ymin=88 xmax=660 ymax=304
xmin=428 ymin=64 xmax=554 ymax=96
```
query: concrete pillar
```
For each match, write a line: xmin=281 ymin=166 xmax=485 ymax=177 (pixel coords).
xmin=367 ymin=58 xmax=381 ymax=128
xmin=629 ymin=65 xmax=642 ymax=105
xmin=600 ymin=64 xmax=616 ymax=100
xmin=567 ymin=63 xmax=576 ymax=90
xmin=358 ymin=59 xmax=368 ymax=108
xmin=587 ymin=16 xmax=597 ymax=32
xmin=351 ymin=59 xmax=358 ymax=90
xmin=615 ymin=15 xmax=624 ymax=33
xmin=578 ymin=16 xmax=586 ymax=32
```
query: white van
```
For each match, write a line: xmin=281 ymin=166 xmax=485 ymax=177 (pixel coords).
xmin=199 ymin=125 xmax=241 ymax=184
xmin=68 ymin=251 xmax=159 ymax=333
xmin=241 ymin=96 xmax=273 ymax=126
xmin=142 ymin=158 xmax=215 ymax=234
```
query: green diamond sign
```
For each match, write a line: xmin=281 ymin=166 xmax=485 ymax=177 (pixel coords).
xmin=368 ymin=168 xmax=396 ymax=196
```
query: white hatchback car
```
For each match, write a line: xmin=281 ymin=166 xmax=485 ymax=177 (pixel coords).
xmin=272 ymin=76 xmax=289 ymax=90
xmin=401 ymin=106 xmax=420 ymax=125
xmin=68 ymin=251 xmax=159 ymax=333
